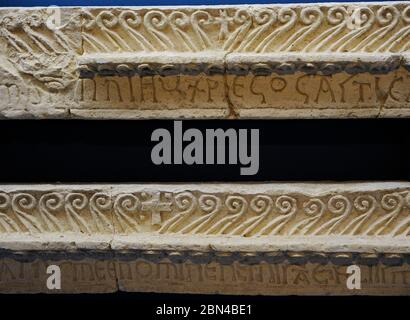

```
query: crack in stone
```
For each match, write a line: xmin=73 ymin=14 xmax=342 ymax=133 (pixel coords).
xmin=107 ymin=185 xmax=121 ymax=292
xmin=223 ymin=55 xmax=239 ymax=119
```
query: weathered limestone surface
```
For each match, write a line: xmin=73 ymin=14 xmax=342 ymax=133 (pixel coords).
xmin=2 ymin=258 xmax=409 ymax=294
xmin=0 ymin=182 xmax=409 ymax=294
xmin=1 ymin=3 xmax=410 ymax=118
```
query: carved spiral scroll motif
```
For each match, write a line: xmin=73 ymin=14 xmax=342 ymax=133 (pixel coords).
xmin=69 ymin=4 xmax=410 ymax=54
xmin=0 ymin=186 xmax=407 ymax=237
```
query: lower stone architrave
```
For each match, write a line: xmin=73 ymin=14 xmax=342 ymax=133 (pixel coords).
xmin=0 ymin=182 xmax=409 ymax=294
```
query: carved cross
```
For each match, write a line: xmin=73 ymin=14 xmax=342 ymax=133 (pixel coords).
xmin=214 ymin=10 xmax=234 ymax=41
xmin=141 ymin=192 xmax=173 ymax=226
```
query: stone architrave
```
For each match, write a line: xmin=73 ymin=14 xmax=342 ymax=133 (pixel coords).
xmin=0 ymin=2 xmax=410 ymax=296
xmin=0 ymin=182 xmax=408 ymax=294
xmin=0 ymin=3 xmax=409 ymax=118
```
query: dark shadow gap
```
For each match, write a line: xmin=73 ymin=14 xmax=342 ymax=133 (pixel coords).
xmin=0 ymin=119 xmax=408 ymax=182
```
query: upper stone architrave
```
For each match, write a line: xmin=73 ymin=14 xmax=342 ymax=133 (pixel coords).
xmin=0 ymin=2 xmax=410 ymax=118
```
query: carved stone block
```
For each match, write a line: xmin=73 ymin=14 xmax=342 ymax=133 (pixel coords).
xmin=0 ymin=183 xmax=408 ymax=294
xmin=1 ymin=3 xmax=410 ymax=118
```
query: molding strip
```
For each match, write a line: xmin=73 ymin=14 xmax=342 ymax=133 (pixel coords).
xmin=0 ymin=182 xmax=409 ymax=294
xmin=1 ymin=3 xmax=410 ymax=118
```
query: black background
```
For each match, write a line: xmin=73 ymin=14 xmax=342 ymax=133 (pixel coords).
xmin=1 ymin=118 xmax=409 ymax=317
xmin=0 ymin=119 xmax=409 ymax=182
xmin=0 ymin=293 xmax=408 ymax=318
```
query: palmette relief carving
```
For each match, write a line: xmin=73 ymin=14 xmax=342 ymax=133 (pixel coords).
xmin=0 ymin=191 xmax=114 ymax=234
xmin=0 ymin=185 xmax=409 ymax=237
xmin=0 ymin=9 xmax=79 ymax=91
xmin=1 ymin=4 xmax=410 ymax=118
xmin=3 ymin=5 xmax=409 ymax=58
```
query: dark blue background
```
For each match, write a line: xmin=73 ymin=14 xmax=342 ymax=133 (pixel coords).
xmin=1 ymin=0 xmax=391 ymax=7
